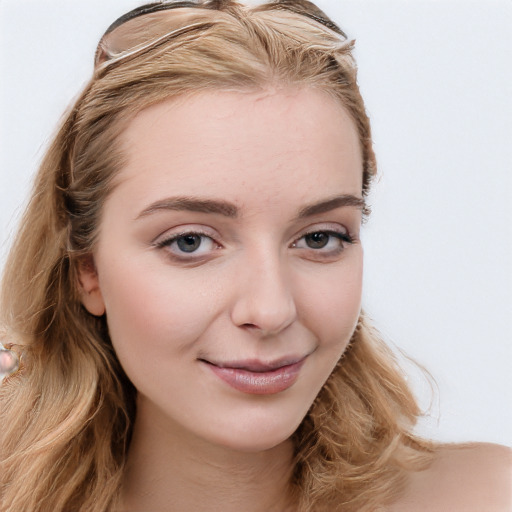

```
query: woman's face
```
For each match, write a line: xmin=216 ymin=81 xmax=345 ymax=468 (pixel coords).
xmin=81 ymin=88 xmax=364 ymax=452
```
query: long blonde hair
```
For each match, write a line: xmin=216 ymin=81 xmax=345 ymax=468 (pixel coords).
xmin=0 ymin=2 xmax=432 ymax=511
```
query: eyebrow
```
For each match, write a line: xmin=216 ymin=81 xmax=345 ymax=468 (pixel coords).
xmin=136 ymin=196 xmax=239 ymax=219
xmin=136 ymin=194 xmax=365 ymax=220
xmin=297 ymin=194 xmax=366 ymax=218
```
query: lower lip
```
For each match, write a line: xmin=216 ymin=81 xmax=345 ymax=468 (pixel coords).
xmin=205 ymin=360 xmax=305 ymax=395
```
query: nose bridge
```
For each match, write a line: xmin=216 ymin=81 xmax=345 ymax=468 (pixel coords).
xmin=230 ymin=244 xmax=297 ymax=335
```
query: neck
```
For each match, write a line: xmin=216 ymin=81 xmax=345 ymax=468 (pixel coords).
xmin=119 ymin=398 xmax=297 ymax=512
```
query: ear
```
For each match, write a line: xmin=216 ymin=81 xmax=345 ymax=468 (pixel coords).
xmin=77 ymin=255 xmax=106 ymax=317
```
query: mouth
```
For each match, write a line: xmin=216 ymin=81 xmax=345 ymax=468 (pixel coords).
xmin=199 ymin=355 xmax=308 ymax=395
xmin=203 ymin=356 xmax=305 ymax=372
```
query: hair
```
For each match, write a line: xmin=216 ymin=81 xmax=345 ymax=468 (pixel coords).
xmin=0 ymin=1 xmax=433 ymax=511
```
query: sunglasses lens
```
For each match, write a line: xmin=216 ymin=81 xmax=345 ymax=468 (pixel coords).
xmin=95 ymin=6 xmax=214 ymax=66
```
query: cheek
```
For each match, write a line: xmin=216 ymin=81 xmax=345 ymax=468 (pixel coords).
xmin=96 ymin=256 xmax=217 ymax=370
xmin=297 ymin=252 xmax=363 ymax=346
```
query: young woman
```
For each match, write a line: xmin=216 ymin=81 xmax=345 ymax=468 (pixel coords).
xmin=1 ymin=1 xmax=510 ymax=511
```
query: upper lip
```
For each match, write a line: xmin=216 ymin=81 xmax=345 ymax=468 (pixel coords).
xmin=200 ymin=355 xmax=307 ymax=372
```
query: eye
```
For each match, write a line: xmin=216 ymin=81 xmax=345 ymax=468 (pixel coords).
xmin=155 ymin=231 xmax=219 ymax=259
xmin=174 ymin=234 xmax=204 ymax=253
xmin=292 ymin=229 xmax=354 ymax=257
xmin=303 ymin=232 xmax=332 ymax=249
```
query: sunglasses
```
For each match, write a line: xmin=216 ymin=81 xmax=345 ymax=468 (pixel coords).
xmin=94 ymin=0 xmax=347 ymax=68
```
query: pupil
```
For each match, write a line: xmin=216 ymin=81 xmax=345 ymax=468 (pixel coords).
xmin=306 ymin=232 xmax=329 ymax=249
xmin=177 ymin=235 xmax=201 ymax=252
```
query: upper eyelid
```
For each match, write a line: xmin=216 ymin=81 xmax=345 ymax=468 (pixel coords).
xmin=151 ymin=225 xmax=219 ymax=245
xmin=154 ymin=232 xmax=220 ymax=261
xmin=156 ymin=232 xmax=214 ymax=247
xmin=292 ymin=222 xmax=350 ymax=240
xmin=291 ymin=230 xmax=352 ymax=247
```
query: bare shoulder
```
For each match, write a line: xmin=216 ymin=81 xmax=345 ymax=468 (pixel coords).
xmin=389 ymin=443 xmax=512 ymax=512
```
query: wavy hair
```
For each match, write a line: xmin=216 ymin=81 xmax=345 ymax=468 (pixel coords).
xmin=0 ymin=1 xmax=433 ymax=510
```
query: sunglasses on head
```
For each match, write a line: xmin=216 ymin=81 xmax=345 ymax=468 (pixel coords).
xmin=95 ymin=0 xmax=347 ymax=68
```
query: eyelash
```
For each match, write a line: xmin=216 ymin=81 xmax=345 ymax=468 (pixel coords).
xmin=154 ymin=228 xmax=354 ymax=262
xmin=154 ymin=230 xmax=219 ymax=261
xmin=293 ymin=229 xmax=354 ymax=248
xmin=290 ymin=229 xmax=355 ymax=261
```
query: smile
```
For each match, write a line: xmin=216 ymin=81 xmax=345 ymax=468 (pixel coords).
xmin=200 ymin=356 xmax=307 ymax=395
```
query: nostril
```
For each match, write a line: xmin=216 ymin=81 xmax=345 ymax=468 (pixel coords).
xmin=241 ymin=323 xmax=259 ymax=330
xmin=230 ymin=275 xmax=297 ymax=335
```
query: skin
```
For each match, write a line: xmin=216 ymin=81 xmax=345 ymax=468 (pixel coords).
xmin=80 ymin=88 xmax=365 ymax=511
xmin=79 ymin=88 xmax=512 ymax=511
xmin=389 ymin=443 xmax=512 ymax=512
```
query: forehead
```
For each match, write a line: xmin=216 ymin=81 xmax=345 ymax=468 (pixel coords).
xmin=114 ymin=87 xmax=363 ymax=208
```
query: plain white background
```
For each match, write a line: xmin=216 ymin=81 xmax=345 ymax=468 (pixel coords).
xmin=0 ymin=0 xmax=510 ymax=445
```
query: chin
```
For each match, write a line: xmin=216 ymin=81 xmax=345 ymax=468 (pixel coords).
xmin=203 ymin=412 xmax=304 ymax=453
xmin=212 ymin=430 xmax=295 ymax=454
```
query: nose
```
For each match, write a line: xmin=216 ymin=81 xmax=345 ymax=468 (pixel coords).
xmin=230 ymin=250 xmax=297 ymax=337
